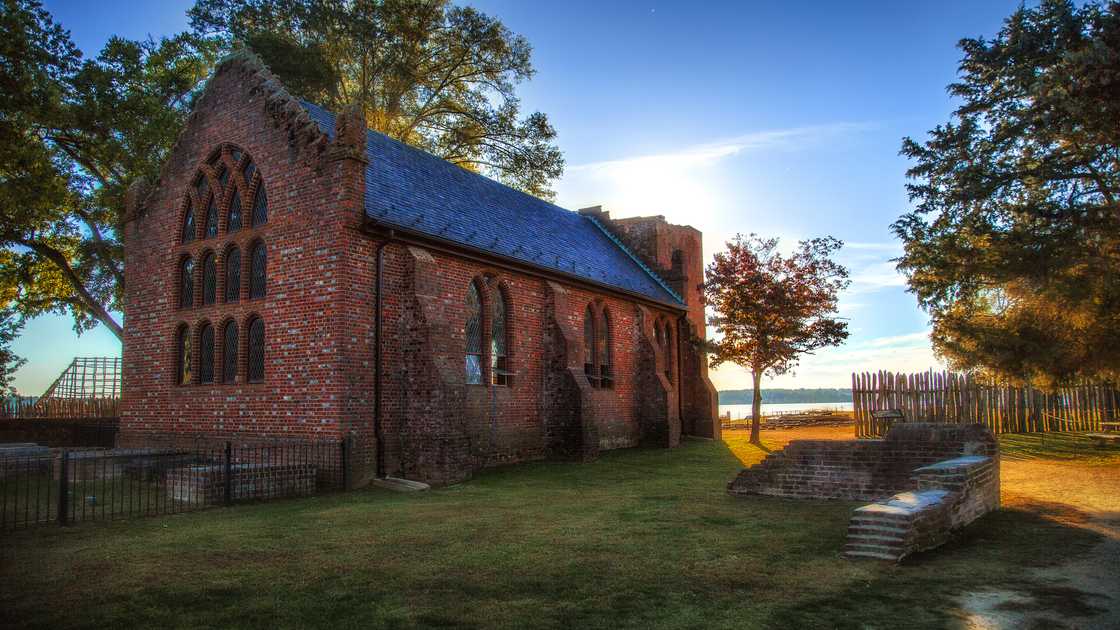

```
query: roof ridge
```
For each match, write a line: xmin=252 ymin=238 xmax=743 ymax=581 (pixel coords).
xmin=584 ymin=215 xmax=684 ymax=305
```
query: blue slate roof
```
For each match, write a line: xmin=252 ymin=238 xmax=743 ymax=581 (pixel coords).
xmin=302 ymin=102 xmax=682 ymax=306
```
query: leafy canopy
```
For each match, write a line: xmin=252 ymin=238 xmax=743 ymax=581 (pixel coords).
xmin=189 ymin=0 xmax=564 ymax=198
xmin=893 ymin=0 xmax=1120 ymax=387
xmin=704 ymin=234 xmax=850 ymax=376
xmin=702 ymin=234 xmax=849 ymax=442
xmin=0 ymin=0 xmax=218 ymax=339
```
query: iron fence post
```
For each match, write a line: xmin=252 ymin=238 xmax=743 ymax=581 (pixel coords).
xmin=57 ymin=451 xmax=69 ymax=526
xmin=224 ymin=441 xmax=232 ymax=506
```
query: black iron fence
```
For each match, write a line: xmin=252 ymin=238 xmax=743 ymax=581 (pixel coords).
xmin=0 ymin=438 xmax=350 ymax=530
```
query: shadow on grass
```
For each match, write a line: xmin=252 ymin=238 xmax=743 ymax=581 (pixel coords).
xmin=1000 ymin=432 xmax=1120 ymax=463
xmin=765 ymin=501 xmax=1106 ymax=629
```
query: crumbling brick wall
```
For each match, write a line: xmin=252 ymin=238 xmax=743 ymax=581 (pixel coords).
xmin=727 ymin=423 xmax=998 ymax=501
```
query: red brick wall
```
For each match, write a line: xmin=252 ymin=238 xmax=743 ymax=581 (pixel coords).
xmin=120 ymin=57 xmax=369 ymax=459
xmin=121 ymin=53 xmax=712 ymax=486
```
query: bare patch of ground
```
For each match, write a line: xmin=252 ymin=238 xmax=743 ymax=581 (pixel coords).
xmin=960 ymin=456 xmax=1120 ymax=629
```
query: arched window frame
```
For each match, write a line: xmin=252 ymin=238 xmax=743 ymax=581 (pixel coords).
xmin=598 ymin=307 xmax=613 ymax=389
xmin=246 ymin=315 xmax=265 ymax=383
xmin=662 ymin=319 xmax=673 ymax=382
xmin=198 ymin=321 xmax=215 ymax=384
xmin=178 ymin=255 xmax=195 ymax=309
xmin=201 ymin=250 xmax=217 ymax=305
xmin=223 ymin=245 xmax=241 ymax=303
xmin=176 ymin=324 xmax=192 ymax=386
xmin=180 ymin=198 xmax=196 ymax=244
xmin=465 ymin=280 xmax=484 ymax=385
xmin=173 ymin=144 xmax=267 ymax=387
xmin=221 ymin=319 xmax=239 ymax=384
xmin=249 ymin=240 xmax=267 ymax=299
xmin=584 ymin=304 xmax=600 ymax=388
xmin=490 ymin=283 xmax=511 ymax=386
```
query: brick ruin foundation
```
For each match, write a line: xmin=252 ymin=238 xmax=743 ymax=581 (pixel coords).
xmin=728 ymin=423 xmax=1000 ymax=561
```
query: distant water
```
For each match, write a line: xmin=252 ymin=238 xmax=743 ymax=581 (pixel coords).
xmin=719 ymin=402 xmax=853 ymax=420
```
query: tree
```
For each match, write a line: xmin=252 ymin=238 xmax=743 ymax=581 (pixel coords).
xmin=0 ymin=306 xmax=25 ymax=394
xmin=189 ymin=0 xmax=565 ymax=199
xmin=702 ymin=235 xmax=850 ymax=444
xmin=893 ymin=0 xmax=1120 ymax=387
xmin=0 ymin=0 xmax=218 ymax=339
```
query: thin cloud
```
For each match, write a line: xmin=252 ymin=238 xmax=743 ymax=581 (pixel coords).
xmin=568 ymin=122 xmax=877 ymax=174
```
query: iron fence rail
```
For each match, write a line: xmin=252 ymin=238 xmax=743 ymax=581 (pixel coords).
xmin=1 ymin=438 xmax=349 ymax=531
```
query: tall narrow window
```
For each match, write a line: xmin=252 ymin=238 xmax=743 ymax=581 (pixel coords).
xmin=177 ymin=325 xmax=191 ymax=385
xmin=490 ymin=288 xmax=509 ymax=386
xmin=201 ymin=252 xmax=216 ymax=305
xmin=599 ymin=309 xmax=612 ymax=389
xmin=247 ymin=317 xmax=265 ymax=383
xmin=249 ymin=241 xmax=266 ymax=299
xmin=199 ymin=323 xmax=215 ymax=384
xmin=465 ymin=282 xmax=483 ymax=385
xmin=181 ymin=201 xmax=195 ymax=244
xmin=179 ymin=257 xmax=194 ymax=309
xmin=663 ymin=321 xmax=673 ymax=381
xmin=222 ymin=321 xmax=238 ymax=383
xmin=224 ymin=247 xmax=241 ymax=303
xmin=227 ymin=190 xmax=242 ymax=231
xmin=252 ymin=186 xmax=268 ymax=226
xmin=204 ymin=197 xmax=218 ymax=238
xmin=584 ymin=305 xmax=599 ymax=387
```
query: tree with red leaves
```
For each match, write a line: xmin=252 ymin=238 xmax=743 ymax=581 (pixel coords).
xmin=703 ymin=234 xmax=850 ymax=444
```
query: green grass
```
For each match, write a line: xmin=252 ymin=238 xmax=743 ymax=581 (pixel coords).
xmin=0 ymin=437 xmax=1104 ymax=630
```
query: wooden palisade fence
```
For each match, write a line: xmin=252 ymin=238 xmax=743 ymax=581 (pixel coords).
xmin=852 ymin=370 xmax=1118 ymax=437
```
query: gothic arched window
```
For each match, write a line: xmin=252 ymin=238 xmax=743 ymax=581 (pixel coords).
xmin=663 ymin=320 xmax=673 ymax=382
xmin=490 ymin=287 xmax=510 ymax=386
xmin=249 ymin=241 xmax=266 ymax=299
xmin=201 ymin=251 xmax=217 ymax=305
xmin=204 ymin=197 xmax=218 ymax=239
xmin=465 ymin=282 xmax=483 ymax=385
xmin=181 ymin=201 xmax=195 ymax=244
xmin=227 ymin=190 xmax=242 ymax=232
xmin=177 ymin=325 xmax=191 ymax=385
xmin=199 ymin=322 xmax=215 ymax=384
xmin=222 ymin=320 xmax=238 ymax=383
xmin=247 ymin=316 xmax=265 ymax=383
xmin=179 ymin=257 xmax=194 ymax=309
xmin=584 ymin=305 xmax=599 ymax=388
xmin=224 ymin=247 xmax=241 ymax=303
xmin=252 ymin=186 xmax=268 ymax=227
xmin=598 ymin=308 xmax=612 ymax=389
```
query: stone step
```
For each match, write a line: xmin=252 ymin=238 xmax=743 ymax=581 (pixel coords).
xmin=847 ymin=522 xmax=909 ymax=536
xmin=844 ymin=542 xmax=903 ymax=558
xmin=847 ymin=532 xmax=905 ymax=545
xmin=844 ymin=548 xmax=901 ymax=561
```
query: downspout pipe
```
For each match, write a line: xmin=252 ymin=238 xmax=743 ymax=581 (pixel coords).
xmin=677 ymin=315 xmax=685 ymax=435
xmin=374 ymin=231 xmax=394 ymax=478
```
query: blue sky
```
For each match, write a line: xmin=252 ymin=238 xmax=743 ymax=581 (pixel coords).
xmin=14 ymin=0 xmax=1024 ymax=393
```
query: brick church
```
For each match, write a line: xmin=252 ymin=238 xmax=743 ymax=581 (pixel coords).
xmin=120 ymin=52 xmax=719 ymax=486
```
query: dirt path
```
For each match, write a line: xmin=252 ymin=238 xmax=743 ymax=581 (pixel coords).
xmin=958 ymin=458 xmax=1120 ymax=630
xmin=738 ymin=425 xmax=1120 ymax=628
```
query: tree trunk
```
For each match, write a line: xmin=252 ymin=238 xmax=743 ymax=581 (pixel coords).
xmin=750 ymin=369 xmax=763 ymax=445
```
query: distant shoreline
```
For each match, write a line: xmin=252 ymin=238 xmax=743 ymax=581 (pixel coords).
xmin=717 ymin=388 xmax=852 ymax=405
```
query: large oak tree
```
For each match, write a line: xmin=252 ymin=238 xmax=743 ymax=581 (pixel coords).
xmin=189 ymin=0 xmax=565 ymax=198
xmin=703 ymin=235 xmax=850 ymax=444
xmin=0 ymin=0 xmax=218 ymax=340
xmin=894 ymin=1 xmax=1120 ymax=387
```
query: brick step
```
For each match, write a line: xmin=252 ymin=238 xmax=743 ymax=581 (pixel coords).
xmin=851 ymin=514 xmax=912 ymax=527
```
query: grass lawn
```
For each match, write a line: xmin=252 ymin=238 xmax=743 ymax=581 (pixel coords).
xmin=1 ymin=429 xmax=1113 ymax=630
